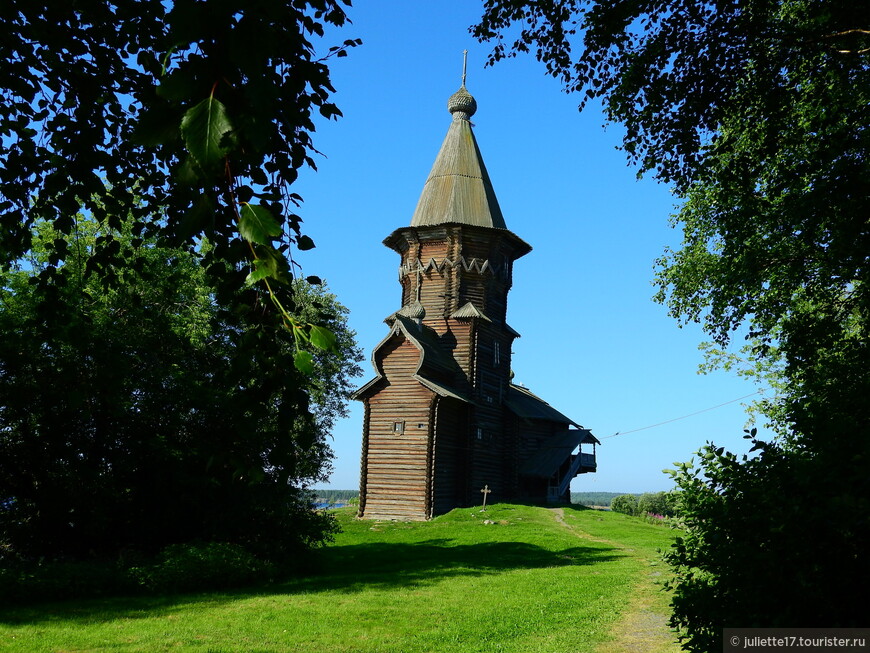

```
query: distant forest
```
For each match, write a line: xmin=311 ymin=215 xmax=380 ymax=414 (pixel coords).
xmin=313 ymin=489 xmax=359 ymax=503
xmin=314 ymin=490 xmax=627 ymax=507
xmin=569 ymin=492 xmax=625 ymax=507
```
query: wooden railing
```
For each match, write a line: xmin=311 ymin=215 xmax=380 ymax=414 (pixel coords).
xmin=551 ymin=451 xmax=597 ymax=498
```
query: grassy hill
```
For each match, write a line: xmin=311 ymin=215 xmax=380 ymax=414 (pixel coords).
xmin=0 ymin=504 xmax=679 ymax=652
xmin=316 ymin=490 xmax=634 ymax=508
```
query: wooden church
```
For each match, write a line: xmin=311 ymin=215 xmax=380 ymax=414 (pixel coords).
xmin=353 ymin=81 xmax=599 ymax=521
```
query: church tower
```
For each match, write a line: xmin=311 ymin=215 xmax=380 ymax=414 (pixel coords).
xmin=354 ymin=80 xmax=598 ymax=521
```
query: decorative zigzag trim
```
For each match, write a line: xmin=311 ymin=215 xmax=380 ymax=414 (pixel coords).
xmin=399 ymin=256 xmax=509 ymax=277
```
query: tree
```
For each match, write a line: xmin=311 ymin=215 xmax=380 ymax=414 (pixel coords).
xmin=290 ymin=280 xmax=364 ymax=435
xmin=1 ymin=0 xmax=360 ymax=361
xmin=1 ymin=0 xmax=362 ymax=569
xmin=610 ymin=494 xmax=638 ymax=516
xmin=474 ymin=1 xmax=869 ymax=647
xmin=0 ymin=216 xmax=360 ymax=563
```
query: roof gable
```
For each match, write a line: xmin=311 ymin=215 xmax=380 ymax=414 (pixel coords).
xmin=352 ymin=314 xmax=471 ymax=403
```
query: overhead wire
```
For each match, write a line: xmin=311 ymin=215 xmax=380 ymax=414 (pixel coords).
xmin=602 ymin=390 xmax=762 ymax=440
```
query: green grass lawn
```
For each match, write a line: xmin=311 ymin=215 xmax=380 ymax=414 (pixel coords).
xmin=0 ymin=504 xmax=678 ymax=653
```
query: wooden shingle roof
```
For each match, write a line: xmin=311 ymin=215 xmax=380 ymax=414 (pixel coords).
xmin=449 ymin=301 xmax=492 ymax=321
xmin=505 ymin=384 xmax=581 ymax=428
xmin=410 ymin=86 xmax=506 ymax=230
xmin=352 ymin=314 xmax=471 ymax=403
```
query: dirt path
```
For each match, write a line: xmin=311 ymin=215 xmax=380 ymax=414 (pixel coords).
xmin=549 ymin=508 xmax=681 ymax=653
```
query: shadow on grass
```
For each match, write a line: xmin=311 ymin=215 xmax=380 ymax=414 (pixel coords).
xmin=0 ymin=538 xmax=622 ymax=626
xmin=304 ymin=538 xmax=621 ymax=590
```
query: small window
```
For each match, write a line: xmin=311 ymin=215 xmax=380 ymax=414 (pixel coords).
xmin=493 ymin=340 xmax=501 ymax=366
xmin=393 ymin=421 xmax=405 ymax=434
xmin=476 ymin=427 xmax=483 ymax=441
xmin=417 ymin=423 xmax=426 ymax=429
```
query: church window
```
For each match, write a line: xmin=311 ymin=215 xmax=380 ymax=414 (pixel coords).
xmin=493 ymin=340 xmax=501 ymax=366
xmin=393 ymin=421 xmax=405 ymax=434
xmin=476 ymin=427 xmax=483 ymax=441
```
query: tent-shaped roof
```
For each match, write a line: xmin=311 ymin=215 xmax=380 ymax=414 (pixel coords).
xmin=410 ymin=86 xmax=506 ymax=229
xmin=449 ymin=301 xmax=491 ymax=321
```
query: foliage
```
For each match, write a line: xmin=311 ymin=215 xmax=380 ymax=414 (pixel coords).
xmin=0 ymin=505 xmax=679 ymax=652
xmin=474 ymin=1 xmax=869 ymax=646
xmin=0 ymin=558 xmax=134 ymax=606
xmin=0 ymin=541 xmax=276 ymax=605
xmin=0 ymin=217 xmax=357 ymax=564
xmin=610 ymin=492 xmax=678 ymax=518
xmin=315 ymin=489 xmax=360 ymax=503
xmin=610 ymin=494 xmax=639 ymax=516
xmin=1 ymin=1 xmax=360 ymax=351
xmin=128 ymin=542 xmax=275 ymax=593
xmin=474 ymin=0 xmax=869 ymax=187
xmin=664 ymin=430 xmax=869 ymax=650
xmin=290 ymin=283 xmax=364 ymax=434
xmin=637 ymin=491 xmax=678 ymax=518
xmin=0 ymin=1 xmax=365 ymax=581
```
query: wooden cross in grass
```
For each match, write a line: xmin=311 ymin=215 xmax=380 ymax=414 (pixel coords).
xmin=480 ymin=484 xmax=492 ymax=511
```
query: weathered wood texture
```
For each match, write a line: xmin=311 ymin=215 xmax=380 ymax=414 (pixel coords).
xmin=387 ymin=225 xmax=527 ymax=323
xmin=360 ymin=133 xmax=593 ymax=517
xmin=410 ymin=110 xmax=507 ymax=230
xmin=432 ymin=322 xmax=473 ymax=389
xmin=431 ymin=396 xmax=470 ymax=515
xmin=360 ymin=336 xmax=435 ymax=521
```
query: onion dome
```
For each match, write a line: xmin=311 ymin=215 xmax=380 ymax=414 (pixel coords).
xmin=397 ymin=301 xmax=426 ymax=320
xmin=447 ymin=86 xmax=477 ymax=119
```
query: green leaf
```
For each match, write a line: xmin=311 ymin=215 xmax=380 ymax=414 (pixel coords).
xmin=309 ymin=325 xmax=337 ymax=351
xmin=133 ymin=104 xmax=181 ymax=146
xmin=177 ymin=194 xmax=214 ymax=242
xmin=156 ymin=65 xmax=192 ymax=101
xmin=239 ymin=204 xmax=281 ymax=245
xmin=297 ymin=235 xmax=315 ymax=250
xmin=294 ymin=350 xmax=314 ymax=374
xmin=245 ymin=257 xmax=277 ymax=286
xmin=175 ymin=157 xmax=200 ymax=185
xmin=180 ymin=95 xmax=234 ymax=171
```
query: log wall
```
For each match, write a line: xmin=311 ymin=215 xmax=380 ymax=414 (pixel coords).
xmin=361 ymin=336 xmax=435 ymax=521
xmin=431 ymin=396 xmax=471 ymax=515
xmin=359 ymin=223 xmax=572 ymax=516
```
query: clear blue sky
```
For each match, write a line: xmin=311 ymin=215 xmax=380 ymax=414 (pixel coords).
xmin=297 ymin=1 xmax=770 ymax=494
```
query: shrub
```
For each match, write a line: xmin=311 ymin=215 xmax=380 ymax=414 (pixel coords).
xmin=664 ymin=430 xmax=870 ymax=651
xmin=0 ymin=558 xmax=137 ymax=605
xmin=610 ymin=494 xmax=639 ymax=516
xmin=0 ymin=541 xmax=280 ymax=605
xmin=637 ymin=491 xmax=679 ymax=517
xmin=129 ymin=542 xmax=275 ymax=593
